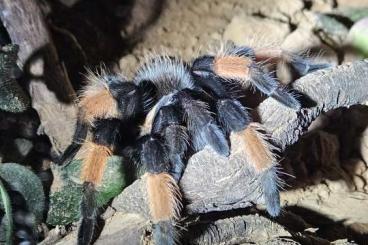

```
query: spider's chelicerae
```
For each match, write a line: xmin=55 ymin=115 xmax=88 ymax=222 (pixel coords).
xmin=59 ymin=43 xmax=329 ymax=245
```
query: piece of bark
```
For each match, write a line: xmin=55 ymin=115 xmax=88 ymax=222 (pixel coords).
xmin=0 ymin=0 xmax=77 ymax=153
xmin=96 ymin=213 xmax=295 ymax=245
xmin=110 ymin=60 xmax=368 ymax=243
xmin=55 ymin=212 xmax=332 ymax=245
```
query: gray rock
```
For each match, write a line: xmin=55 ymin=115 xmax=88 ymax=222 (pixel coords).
xmin=223 ymin=15 xmax=290 ymax=46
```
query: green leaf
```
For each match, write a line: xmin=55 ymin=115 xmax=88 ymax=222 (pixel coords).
xmin=0 ymin=163 xmax=45 ymax=223
xmin=0 ymin=177 xmax=13 ymax=245
xmin=334 ymin=7 xmax=368 ymax=23
xmin=47 ymin=156 xmax=128 ymax=225
xmin=348 ymin=17 xmax=368 ymax=57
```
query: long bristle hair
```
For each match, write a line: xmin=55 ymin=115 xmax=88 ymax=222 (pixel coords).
xmin=146 ymin=173 xmax=182 ymax=244
xmin=134 ymin=54 xmax=195 ymax=96
xmin=232 ymin=123 xmax=283 ymax=216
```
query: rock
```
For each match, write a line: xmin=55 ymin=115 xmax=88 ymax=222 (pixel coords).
xmin=120 ymin=0 xmax=164 ymax=41
xmin=309 ymin=0 xmax=335 ymax=12
xmin=285 ymin=131 xmax=341 ymax=186
xmin=59 ymin=212 xmax=296 ymax=245
xmin=255 ymin=0 xmax=304 ymax=22
xmin=14 ymin=138 xmax=33 ymax=159
xmin=293 ymin=10 xmax=349 ymax=48
xmin=54 ymin=229 xmax=77 ymax=245
xmin=119 ymin=54 xmax=139 ymax=78
xmin=342 ymin=158 xmax=367 ymax=176
xmin=337 ymin=0 xmax=368 ymax=8
xmin=38 ymin=226 xmax=68 ymax=245
xmin=315 ymin=14 xmax=349 ymax=48
xmin=223 ymin=15 xmax=290 ymax=47
xmin=46 ymin=156 xmax=128 ymax=225
xmin=352 ymin=175 xmax=365 ymax=191
xmin=95 ymin=213 xmax=147 ymax=245
xmin=282 ymin=27 xmax=322 ymax=52
xmin=343 ymin=48 xmax=363 ymax=63
xmin=331 ymin=238 xmax=360 ymax=244
xmin=112 ymin=133 xmax=265 ymax=218
xmin=282 ymin=180 xmax=368 ymax=224
xmin=282 ymin=27 xmax=338 ymax=64
xmin=359 ymin=127 xmax=368 ymax=165
xmin=0 ymin=137 xmax=33 ymax=163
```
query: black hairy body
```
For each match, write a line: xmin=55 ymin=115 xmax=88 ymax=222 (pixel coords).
xmin=58 ymin=43 xmax=330 ymax=245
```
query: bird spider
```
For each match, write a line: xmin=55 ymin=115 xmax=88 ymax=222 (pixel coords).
xmin=58 ymin=43 xmax=329 ymax=245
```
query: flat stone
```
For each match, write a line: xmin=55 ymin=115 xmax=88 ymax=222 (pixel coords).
xmin=95 ymin=213 xmax=147 ymax=245
xmin=223 ymin=15 xmax=290 ymax=47
xmin=310 ymin=0 xmax=335 ymax=12
xmin=119 ymin=54 xmax=139 ymax=78
xmin=337 ymin=0 xmax=368 ymax=8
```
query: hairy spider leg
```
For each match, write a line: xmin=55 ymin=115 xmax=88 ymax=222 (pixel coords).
xmin=191 ymin=67 xmax=252 ymax=132
xmin=175 ymin=89 xmax=230 ymax=156
xmin=58 ymin=78 xmax=122 ymax=167
xmin=151 ymin=103 xmax=188 ymax=182
xmin=253 ymin=47 xmax=331 ymax=76
xmin=57 ymin=110 xmax=89 ymax=166
xmin=192 ymin=53 xmax=301 ymax=110
xmin=232 ymin=123 xmax=281 ymax=217
xmin=248 ymin=63 xmax=301 ymax=110
xmin=139 ymin=128 xmax=182 ymax=244
xmin=76 ymin=89 xmax=123 ymax=244
xmin=79 ymin=118 xmax=120 ymax=245
xmin=59 ymin=71 xmax=145 ymax=245
xmin=191 ymin=57 xmax=282 ymax=216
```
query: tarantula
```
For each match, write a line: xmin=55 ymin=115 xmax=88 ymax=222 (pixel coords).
xmin=58 ymin=43 xmax=329 ymax=245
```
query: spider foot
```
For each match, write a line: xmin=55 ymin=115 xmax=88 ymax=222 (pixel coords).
xmin=152 ymin=220 xmax=178 ymax=245
xmin=290 ymin=55 xmax=331 ymax=76
xmin=261 ymin=167 xmax=281 ymax=217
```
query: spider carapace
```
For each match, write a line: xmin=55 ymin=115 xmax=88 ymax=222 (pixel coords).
xmin=58 ymin=43 xmax=330 ymax=245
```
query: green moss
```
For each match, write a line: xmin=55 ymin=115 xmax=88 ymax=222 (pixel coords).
xmin=47 ymin=156 xmax=127 ymax=226
xmin=47 ymin=181 xmax=82 ymax=225
xmin=0 ymin=163 xmax=45 ymax=222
